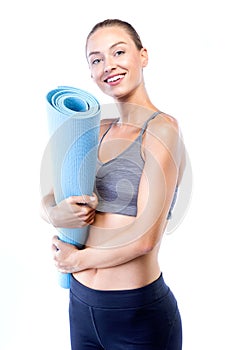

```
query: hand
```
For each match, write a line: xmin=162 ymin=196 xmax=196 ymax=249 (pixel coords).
xmin=48 ymin=193 xmax=98 ymax=228
xmin=52 ymin=235 xmax=81 ymax=273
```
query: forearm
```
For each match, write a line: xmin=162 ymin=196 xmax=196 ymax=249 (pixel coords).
xmin=76 ymin=223 xmax=164 ymax=271
xmin=77 ymin=239 xmax=148 ymax=271
xmin=40 ymin=191 xmax=56 ymax=224
xmin=52 ymin=218 xmax=165 ymax=273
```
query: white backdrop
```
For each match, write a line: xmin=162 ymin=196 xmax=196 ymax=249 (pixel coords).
xmin=0 ymin=0 xmax=232 ymax=349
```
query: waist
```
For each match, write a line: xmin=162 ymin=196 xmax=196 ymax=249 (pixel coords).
xmin=70 ymin=272 xmax=169 ymax=308
xmin=72 ymin=249 xmax=161 ymax=291
xmin=91 ymin=211 xmax=135 ymax=229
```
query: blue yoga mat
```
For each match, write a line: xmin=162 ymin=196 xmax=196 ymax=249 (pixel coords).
xmin=45 ymin=86 xmax=100 ymax=288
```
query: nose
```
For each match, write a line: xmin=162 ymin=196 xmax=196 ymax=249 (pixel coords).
xmin=104 ymin=57 xmax=116 ymax=73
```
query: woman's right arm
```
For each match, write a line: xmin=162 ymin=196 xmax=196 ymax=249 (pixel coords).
xmin=40 ymin=190 xmax=98 ymax=228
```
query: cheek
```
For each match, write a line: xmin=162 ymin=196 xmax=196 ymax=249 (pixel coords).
xmin=90 ymin=67 xmax=102 ymax=82
xmin=91 ymin=73 xmax=105 ymax=91
xmin=92 ymin=75 xmax=103 ymax=89
xmin=132 ymin=57 xmax=142 ymax=70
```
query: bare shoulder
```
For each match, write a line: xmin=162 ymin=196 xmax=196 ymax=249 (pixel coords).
xmin=145 ymin=111 xmax=181 ymax=147
xmin=144 ymin=111 xmax=184 ymax=164
xmin=148 ymin=112 xmax=180 ymax=137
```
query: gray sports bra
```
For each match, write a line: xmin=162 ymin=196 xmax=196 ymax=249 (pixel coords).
xmin=94 ymin=111 xmax=178 ymax=218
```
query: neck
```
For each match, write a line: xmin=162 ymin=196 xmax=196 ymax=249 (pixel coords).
xmin=113 ymin=90 xmax=158 ymax=126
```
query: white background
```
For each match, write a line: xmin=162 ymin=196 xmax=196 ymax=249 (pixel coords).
xmin=0 ymin=0 xmax=232 ymax=349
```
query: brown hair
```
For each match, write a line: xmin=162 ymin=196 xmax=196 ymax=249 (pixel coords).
xmin=86 ymin=19 xmax=143 ymax=52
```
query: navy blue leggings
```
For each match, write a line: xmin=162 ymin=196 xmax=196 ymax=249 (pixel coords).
xmin=69 ymin=273 xmax=182 ymax=350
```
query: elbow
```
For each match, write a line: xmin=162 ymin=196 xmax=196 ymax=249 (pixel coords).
xmin=135 ymin=225 xmax=164 ymax=256
xmin=141 ymin=243 xmax=156 ymax=255
xmin=136 ymin=237 xmax=160 ymax=256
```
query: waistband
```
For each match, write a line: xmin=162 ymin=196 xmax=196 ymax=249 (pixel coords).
xmin=70 ymin=273 xmax=169 ymax=309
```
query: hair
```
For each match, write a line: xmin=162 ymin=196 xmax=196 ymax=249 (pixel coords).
xmin=86 ymin=19 xmax=143 ymax=52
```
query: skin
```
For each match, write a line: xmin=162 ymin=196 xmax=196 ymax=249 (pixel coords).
xmin=42 ymin=26 xmax=186 ymax=290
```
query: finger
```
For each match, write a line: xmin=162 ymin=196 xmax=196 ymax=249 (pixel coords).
xmin=86 ymin=210 xmax=96 ymax=224
xmin=87 ymin=193 xmax=98 ymax=209
xmin=51 ymin=235 xmax=68 ymax=250
xmin=52 ymin=243 xmax=59 ymax=253
xmin=67 ymin=195 xmax=90 ymax=205
xmin=68 ymin=194 xmax=98 ymax=208
xmin=51 ymin=235 xmax=60 ymax=252
xmin=76 ymin=210 xmax=96 ymax=226
xmin=52 ymin=236 xmax=77 ymax=252
xmin=77 ymin=205 xmax=94 ymax=217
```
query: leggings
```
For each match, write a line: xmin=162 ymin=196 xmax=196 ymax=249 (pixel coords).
xmin=69 ymin=273 xmax=182 ymax=350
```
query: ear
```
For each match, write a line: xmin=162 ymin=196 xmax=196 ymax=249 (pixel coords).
xmin=140 ymin=47 xmax=148 ymax=68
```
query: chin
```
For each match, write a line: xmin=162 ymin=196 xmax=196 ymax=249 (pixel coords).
xmin=105 ymin=89 xmax=129 ymax=101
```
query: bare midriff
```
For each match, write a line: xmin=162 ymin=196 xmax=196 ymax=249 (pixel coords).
xmin=72 ymin=212 xmax=161 ymax=291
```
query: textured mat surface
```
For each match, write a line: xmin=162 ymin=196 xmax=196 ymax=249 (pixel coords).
xmin=46 ymin=86 xmax=100 ymax=288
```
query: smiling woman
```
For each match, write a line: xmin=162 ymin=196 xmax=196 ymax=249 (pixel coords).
xmin=41 ymin=18 xmax=185 ymax=350
xmin=86 ymin=22 xmax=148 ymax=102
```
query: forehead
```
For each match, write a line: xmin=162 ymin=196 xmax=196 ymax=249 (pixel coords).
xmin=86 ymin=26 xmax=134 ymax=54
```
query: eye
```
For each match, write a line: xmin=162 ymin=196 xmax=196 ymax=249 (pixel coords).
xmin=115 ymin=50 xmax=125 ymax=57
xmin=91 ymin=58 xmax=102 ymax=65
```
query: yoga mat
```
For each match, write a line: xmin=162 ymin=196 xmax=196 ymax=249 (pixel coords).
xmin=45 ymin=86 xmax=100 ymax=288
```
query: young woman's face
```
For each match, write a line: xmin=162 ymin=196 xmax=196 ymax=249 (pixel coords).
xmin=86 ymin=26 xmax=148 ymax=100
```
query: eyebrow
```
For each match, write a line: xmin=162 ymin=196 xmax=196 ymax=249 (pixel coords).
xmin=88 ymin=41 xmax=127 ymax=57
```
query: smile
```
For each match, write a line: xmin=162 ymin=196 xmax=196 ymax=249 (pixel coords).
xmin=104 ymin=74 xmax=125 ymax=83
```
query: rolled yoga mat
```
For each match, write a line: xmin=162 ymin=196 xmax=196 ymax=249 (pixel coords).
xmin=45 ymin=86 xmax=100 ymax=288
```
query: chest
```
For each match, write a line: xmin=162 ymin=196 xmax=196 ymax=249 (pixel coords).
xmin=98 ymin=124 xmax=142 ymax=163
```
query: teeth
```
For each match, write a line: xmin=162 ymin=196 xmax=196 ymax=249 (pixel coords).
xmin=107 ymin=74 xmax=124 ymax=83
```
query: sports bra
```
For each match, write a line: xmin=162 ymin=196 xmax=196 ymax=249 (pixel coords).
xmin=94 ymin=111 xmax=178 ymax=218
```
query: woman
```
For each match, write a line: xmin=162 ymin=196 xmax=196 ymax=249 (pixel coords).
xmin=42 ymin=19 xmax=186 ymax=350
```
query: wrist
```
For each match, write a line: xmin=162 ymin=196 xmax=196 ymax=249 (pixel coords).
xmin=75 ymin=248 xmax=89 ymax=272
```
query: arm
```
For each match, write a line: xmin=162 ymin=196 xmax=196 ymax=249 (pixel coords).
xmin=40 ymin=190 xmax=98 ymax=228
xmin=52 ymin=115 xmax=185 ymax=273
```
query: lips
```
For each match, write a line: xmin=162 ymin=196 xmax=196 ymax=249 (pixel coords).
xmin=104 ymin=74 xmax=125 ymax=84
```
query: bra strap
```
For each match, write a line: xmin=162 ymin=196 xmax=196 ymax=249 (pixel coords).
xmin=98 ymin=118 xmax=119 ymax=145
xmin=140 ymin=111 xmax=163 ymax=136
xmin=99 ymin=112 xmax=162 ymax=145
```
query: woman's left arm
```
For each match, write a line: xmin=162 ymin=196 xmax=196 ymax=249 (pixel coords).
xmin=52 ymin=116 xmax=185 ymax=273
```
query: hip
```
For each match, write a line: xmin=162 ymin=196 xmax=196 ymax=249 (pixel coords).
xmin=69 ymin=272 xmax=182 ymax=349
xmin=70 ymin=272 xmax=171 ymax=308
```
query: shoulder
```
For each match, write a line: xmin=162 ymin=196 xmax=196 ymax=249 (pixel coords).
xmin=147 ymin=112 xmax=179 ymax=138
xmin=146 ymin=112 xmax=181 ymax=145
xmin=144 ymin=112 xmax=183 ymax=164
